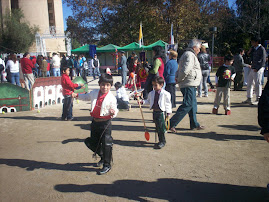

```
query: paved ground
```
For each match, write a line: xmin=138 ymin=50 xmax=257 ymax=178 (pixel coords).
xmin=0 ymin=75 xmax=268 ymax=202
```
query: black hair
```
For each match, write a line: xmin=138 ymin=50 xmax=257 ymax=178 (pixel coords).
xmin=152 ymin=45 xmax=166 ymax=64
xmin=99 ymin=73 xmax=113 ymax=86
xmin=61 ymin=66 xmax=69 ymax=73
xmin=152 ymin=76 xmax=164 ymax=86
xmin=23 ymin=52 xmax=29 ymax=58
xmin=251 ymin=36 xmax=261 ymax=43
xmin=238 ymin=48 xmax=244 ymax=54
xmin=114 ymin=82 xmax=122 ymax=89
xmin=224 ymin=54 xmax=234 ymax=62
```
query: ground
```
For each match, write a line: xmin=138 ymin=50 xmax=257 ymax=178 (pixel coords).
xmin=0 ymin=75 xmax=268 ymax=202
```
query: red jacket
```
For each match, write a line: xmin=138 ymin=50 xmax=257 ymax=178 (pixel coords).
xmin=61 ymin=74 xmax=79 ymax=96
xmin=21 ymin=57 xmax=33 ymax=74
xmin=31 ymin=57 xmax=36 ymax=67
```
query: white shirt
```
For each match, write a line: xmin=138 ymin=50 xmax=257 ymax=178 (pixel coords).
xmin=78 ymin=89 xmax=118 ymax=118
xmin=6 ymin=60 xmax=19 ymax=73
xmin=143 ymin=88 xmax=172 ymax=114
xmin=51 ymin=55 xmax=61 ymax=67
xmin=0 ymin=58 xmax=5 ymax=69
xmin=116 ymin=87 xmax=129 ymax=102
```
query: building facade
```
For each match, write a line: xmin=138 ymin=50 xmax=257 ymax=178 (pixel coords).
xmin=0 ymin=0 xmax=66 ymax=56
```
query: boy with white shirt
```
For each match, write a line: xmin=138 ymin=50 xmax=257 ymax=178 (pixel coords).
xmin=142 ymin=76 xmax=172 ymax=149
xmin=212 ymin=55 xmax=235 ymax=115
xmin=73 ymin=73 xmax=118 ymax=175
xmin=114 ymin=82 xmax=129 ymax=110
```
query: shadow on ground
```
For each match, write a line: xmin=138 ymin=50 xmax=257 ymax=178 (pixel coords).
xmin=170 ymin=131 xmax=264 ymax=141
xmin=61 ymin=138 xmax=155 ymax=148
xmin=0 ymin=158 xmax=97 ymax=172
xmin=54 ymin=178 xmax=268 ymax=201
xmin=0 ymin=116 xmax=91 ymax=122
xmin=218 ymin=124 xmax=260 ymax=131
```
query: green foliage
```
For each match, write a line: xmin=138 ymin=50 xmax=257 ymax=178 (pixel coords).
xmin=0 ymin=9 xmax=39 ymax=53
xmin=64 ymin=0 xmax=269 ymax=56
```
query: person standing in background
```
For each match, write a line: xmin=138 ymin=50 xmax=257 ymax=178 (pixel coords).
xmin=120 ymin=51 xmax=128 ymax=86
xmin=197 ymin=45 xmax=211 ymax=97
xmin=233 ymin=48 xmax=250 ymax=91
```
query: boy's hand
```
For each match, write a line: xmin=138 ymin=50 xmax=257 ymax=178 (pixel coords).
xmin=80 ymin=83 xmax=84 ymax=87
xmin=109 ymin=109 xmax=115 ymax=116
xmin=72 ymin=92 xmax=78 ymax=98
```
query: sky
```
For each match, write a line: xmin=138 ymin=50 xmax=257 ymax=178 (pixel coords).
xmin=62 ymin=0 xmax=237 ymax=31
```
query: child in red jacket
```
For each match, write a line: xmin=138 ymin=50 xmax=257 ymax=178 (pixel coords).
xmin=61 ymin=66 xmax=83 ymax=120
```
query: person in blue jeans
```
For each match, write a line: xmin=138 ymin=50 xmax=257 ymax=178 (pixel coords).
xmin=6 ymin=54 xmax=21 ymax=86
xmin=169 ymin=39 xmax=205 ymax=132
xmin=164 ymin=50 xmax=178 ymax=108
xmin=92 ymin=54 xmax=101 ymax=79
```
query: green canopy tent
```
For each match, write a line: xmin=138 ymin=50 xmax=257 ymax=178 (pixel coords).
xmin=71 ymin=44 xmax=89 ymax=53
xmin=96 ymin=44 xmax=121 ymax=53
xmin=118 ymin=42 xmax=144 ymax=51
xmin=143 ymin=40 xmax=168 ymax=50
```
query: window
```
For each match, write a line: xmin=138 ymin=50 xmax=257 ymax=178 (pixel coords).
xmin=37 ymin=91 xmax=41 ymax=97
xmin=48 ymin=89 xmax=52 ymax=94
xmin=47 ymin=0 xmax=55 ymax=28
xmin=11 ymin=0 xmax=19 ymax=9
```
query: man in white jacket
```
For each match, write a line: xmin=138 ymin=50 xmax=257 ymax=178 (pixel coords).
xmin=170 ymin=39 xmax=204 ymax=132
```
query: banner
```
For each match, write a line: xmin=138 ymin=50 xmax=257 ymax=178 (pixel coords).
xmin=89 ymin=45 xmax=97 ymax=58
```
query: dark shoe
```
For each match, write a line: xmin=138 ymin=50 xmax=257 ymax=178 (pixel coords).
xmin=96 ymin=159 xmax=104 ymax=167
xmin=61 ymin=117 xmax=66 ymax=121
xmin=225 ymin=110 xmax=231 ymax=115
xmin=97 ymin=165 xmax=111 ymax=175
xmin=154 ymin=142 xmax=165 ymax=149
xmin=212 ymin=108 xmax=218 ymax=114
xmin=192 ymin=126 xmax=205 ymax=130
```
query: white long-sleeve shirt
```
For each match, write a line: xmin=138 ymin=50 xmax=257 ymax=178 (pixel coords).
xmin=77 ymin=89 xmax=118 ymax=118
xmin=6 ymin=60 xmax=19 ymax=73
xmin=116 ymin=87 xmax=129 ymax=102
xmin=143 ymin=88 xmax=172 ymax=114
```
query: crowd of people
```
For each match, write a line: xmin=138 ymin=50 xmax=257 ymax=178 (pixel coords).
xmin=0 ymin=52 xmax=101 ymax=89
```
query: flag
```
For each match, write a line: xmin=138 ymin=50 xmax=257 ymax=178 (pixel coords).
xmin=170 ymin=23 xmax=174 ymax=45
xmin=139 ymin=22 xmax=143 ymax=48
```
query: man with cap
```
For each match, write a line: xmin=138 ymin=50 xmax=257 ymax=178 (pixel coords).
xmin=120 ymin=51 xmax=128 ymax=86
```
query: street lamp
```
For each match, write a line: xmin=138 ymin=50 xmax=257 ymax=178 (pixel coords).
xmin=210 ymin=27 xmax=217 ymax=70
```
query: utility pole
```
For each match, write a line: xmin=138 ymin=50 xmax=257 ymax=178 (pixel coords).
xmin=211 ymin=27 xmax=217 ymax=70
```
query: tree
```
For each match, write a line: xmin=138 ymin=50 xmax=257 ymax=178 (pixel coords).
xmin=235 ymin=0 xmax=269 ymax=42
xmin=0 ymin=9 xmax=38 ymax=53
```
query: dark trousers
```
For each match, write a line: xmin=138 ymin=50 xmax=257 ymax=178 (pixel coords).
xmin=170 ymin=87 xmax=200 ymax=129
xmin=153 ymin=111 xmax=166 ymax=143
xmin=85 ymin=120 xmax=113 ymax=166
xmin=165 ymin=83 xmax=176 ymax=108
xmin=143 ymin=73 xmax=155 ymax=99
xmin=117 ymin=98 xmax=129 ymax=109
xmin=62 ymin=96 xmax=73 ymax=120
xmin=234 ymin=71 xmax=243 ymax=90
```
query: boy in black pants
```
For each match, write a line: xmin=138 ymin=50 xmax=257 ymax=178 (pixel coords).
xmin=73 ymin=74 xmax=118 ymax=175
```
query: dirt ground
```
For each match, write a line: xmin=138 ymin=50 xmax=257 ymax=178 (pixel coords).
xmin=0 ymin=75 xmax=269 ymax=202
